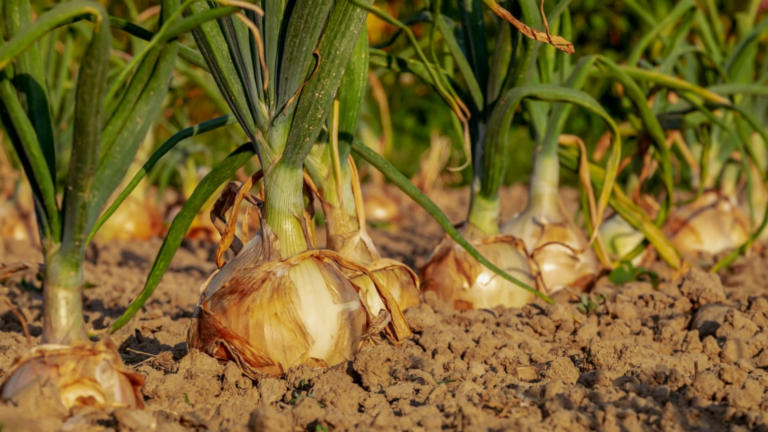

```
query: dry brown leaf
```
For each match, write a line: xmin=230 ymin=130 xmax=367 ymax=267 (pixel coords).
xmin=483 ymin=0 xmax=574 ymax=54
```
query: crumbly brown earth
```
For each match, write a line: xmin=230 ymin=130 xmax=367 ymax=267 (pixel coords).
xmin=2 ymin=185 xmax=768 ymax=431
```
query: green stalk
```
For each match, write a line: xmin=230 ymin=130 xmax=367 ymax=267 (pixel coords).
xmin=626 ymin=0 xmax=696 ymax=67
xmin=265 ymin=0 xmax=371 ymax=258
xmin=282 ymin=0 xmax=373 ymax=168
xmin=42 ymin=248 xmax=86 ymax=344
xmin=304 ymin=154 xmax=352 ymax=239
xmin=264 ymin=163 xmax=309 ymax=259
xmin=525 ymin=149 xmax=561 ymax=218
xmin=1 ymin=0 xmax=187 ymax=344
xmin=595 ymin=56 xmax=675 ymax=227
xmin=0 ymin=2 xmax=112 ymax=245
xmin=466 ymin=192 xmax=500 ymax=237
xmin=4 ymin=0 xmax=56 ymax=178
xmin=481 ymin=84 xmax=621 ymax=236
xmin=309 ymin=29 xmax=369 ymax=239
xmin=0 ymin=2 xmax=108 ymax=71
xmin=47 ymin=2 xmax=110 ymax=345
xmin=458 ymin=0 xmax=495 ymax=238
xmin=524 ymin=39 xmax=593 ymax=222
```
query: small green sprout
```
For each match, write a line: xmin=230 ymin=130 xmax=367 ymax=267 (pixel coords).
xmin=577 ymin=293 xmax=606 ymax=316
xmin=608 ymin=262 xmax=660 ymax=289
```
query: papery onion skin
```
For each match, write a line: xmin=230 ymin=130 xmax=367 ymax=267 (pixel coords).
xmin=667 ymin=191 xmax=750 ymax=257
xmin=420 ymin=235 xmax=535 ymax=310
xmin=502 ymin=213 xmax=599 ymax=294
xmin=350 ymin=259 xmax=421 ymax=313
xmin=188 ymin=231 xmax=367 ymax=377
xmin=0 ymin=340 xmax=144 ymax=412
xmin=329 ymin=229 xmax=421 ymax=313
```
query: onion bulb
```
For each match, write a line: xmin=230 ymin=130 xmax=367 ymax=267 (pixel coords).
xmin=94 ymin=193 xmax=163 ymax=242
xmin=188 ymin=221 xmax=411 ymax=378
xmin=0 ymin=202 xmax=34 ymax=242
xmin=599 ymin=214 xmax=646 ymax=266
xmin=420 ymin=228 xmax=535 ymax=310
xmin=0 ymin=181 xmax=36 ymax=242
xmin=348 ymin=259 xmax=420 ymax=313
xmin=94 ymin=152 xmax=165 ymax=243
xmin=362 ymin=185 xmax=401 ymax=225
xmin=666 ymin=191 xmax=750 ymax=257
xmin=330 ymin=226 xmax=420 ymax=312
xmin=0 ymin=340 xmax=144 ymax=412
xmin=502 ymin=207 xmax=599 ymax=293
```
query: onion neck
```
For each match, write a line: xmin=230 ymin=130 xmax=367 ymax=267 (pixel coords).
xmin=526 ymin=147 xmax=561 ymax=221
xmin=467 ymin=186 xmax=500 ymax=238
xmin=264 ymin=163 xmax=309 ymax=259
xmin=321 ymin=158 xmax=360 ymax=237
xmin=42 ymin=247 xmax=87 ymax=345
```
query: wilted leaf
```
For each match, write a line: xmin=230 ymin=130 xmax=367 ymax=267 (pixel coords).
xmin=482 ymin=0 xmax=575 ymax=54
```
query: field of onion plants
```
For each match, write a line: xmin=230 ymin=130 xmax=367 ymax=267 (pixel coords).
xmin=1 ymin=0 xmax=768 ymax=430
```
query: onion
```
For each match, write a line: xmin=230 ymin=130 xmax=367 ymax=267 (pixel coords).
xmin=349 ymin=259 xmax=420 ymax=312
xmin=502 ymin=207 xmax=599 ymax=293
xmin=420 ymin=229 xmax=535 ymax=310
xmin=94 ymin=194 xmax=163 ymax=242
xmin=0 ymin=181 xmax=36 ymax=242
xmin=0 ymin=202 xmax=34 ymax=242
xmin=323 ymin=158 xmax=420 ymax=312
xmin=362 ymin=186 xmax=401 ymax=224
xmin=0 ymin=340 xmax=144 ymax=411
xmin=666 ymin=191 xmax=750 ymax=257
xmin=329 ymin=228 xmax=420 ymax=311
xmin=599 ymin=214 xmax=647 ymax=266
xmin=188 ymin=221 xmax=411 ymax=378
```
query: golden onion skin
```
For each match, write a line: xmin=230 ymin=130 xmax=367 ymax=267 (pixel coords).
xmin=0 ymin=340 xmax=144 ymax=412
xmin=667 ymin=191 xmax=750 ymax=257
xmin=188 ymin=230 xmax=370 ymax=377
xmin=350 ymin=259 xmax=421 ymax=312
xmin=420 ymin=235 xmax=535 ymax=310
xmin=503 ymin=213 xmax=599 ymax=293
xmin=329 ymin=228 xmax=421 ymax=312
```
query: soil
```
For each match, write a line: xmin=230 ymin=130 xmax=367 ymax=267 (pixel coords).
xmin=2 ymin=185 xmax=768 ymax=431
